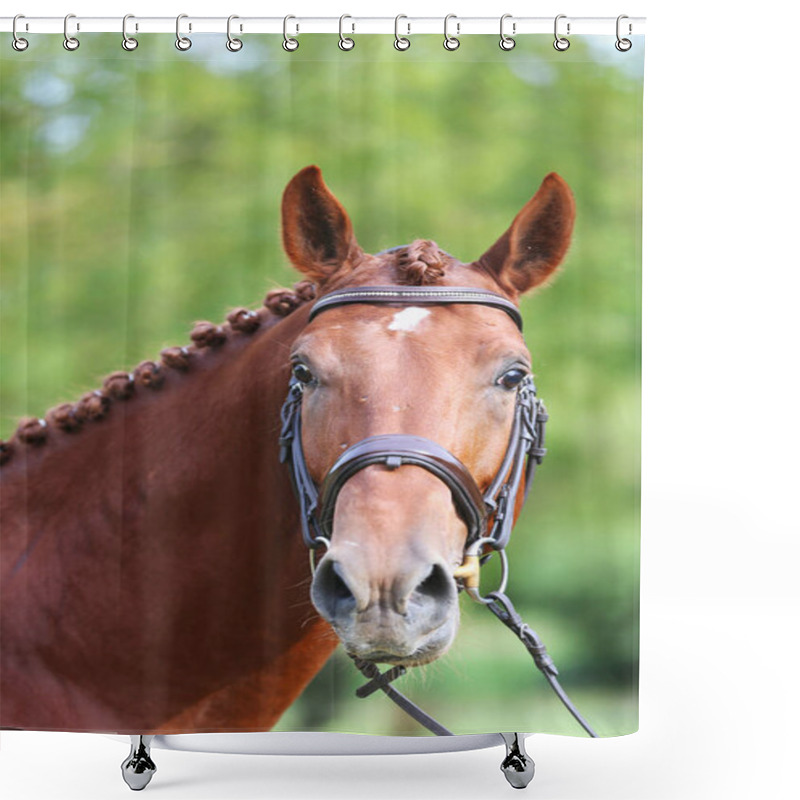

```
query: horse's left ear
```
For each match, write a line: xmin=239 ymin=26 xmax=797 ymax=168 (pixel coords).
xmin=475 ymin=173 xmax=575 ymax=295
xmin=281 ymin=165 xmax=363 ymax=285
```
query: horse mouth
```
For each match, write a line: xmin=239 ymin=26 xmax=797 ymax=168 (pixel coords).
xmin=336 ymin=618 xmax=458 ymax=668
xmin=349 ymin=647 xmax=442 ymax=668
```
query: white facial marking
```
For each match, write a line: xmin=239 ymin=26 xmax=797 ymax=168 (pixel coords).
xmin=388 ymin=307 xmax=431 ymax=332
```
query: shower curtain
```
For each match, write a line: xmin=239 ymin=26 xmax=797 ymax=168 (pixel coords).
xmin=0 ymin=31 xmax=642 ymax=740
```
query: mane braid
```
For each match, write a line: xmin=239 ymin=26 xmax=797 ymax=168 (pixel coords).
xmin=395 ymin=239 xmax=447 ymax=286
xmin=0 ymin=281 xmax=317 ymax=465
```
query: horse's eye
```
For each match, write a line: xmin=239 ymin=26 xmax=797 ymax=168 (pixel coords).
xmin=497 ymin=368 xmax=527 ymax=390
xmin=292 ymin=362 xmax=315 ymax=385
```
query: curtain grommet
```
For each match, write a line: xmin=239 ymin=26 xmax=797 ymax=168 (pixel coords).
xmin=553 ymin=15 xmax=570 ymax=51
xmin=338 ymin=14 xmax=355 ymax=51
xmin=394 ymin=15 xmax=411 ymax=51
xmin=499 ymin=14 xmax=516 ymax=51
xmin=226 ymin=15 xmax=243 ymax=52
xmin=11 ymin=14 xmax=30 ymax=53
xmin=175 ymin=14 xmax=192 ymax=51
xmin=122 ymin=14 xmax=138 ymax=51
xmin=283 ymin=15 xmax=299 ymax=52
xmin=12 ymin=15 xmax=29 ymax=51
xmin=443 ymin=14 xmax=460 ymax=51
xmin=63 ymin=13 xmax=80 ymax=51
xmin=615 ymin=15 xmax=632 ymax=51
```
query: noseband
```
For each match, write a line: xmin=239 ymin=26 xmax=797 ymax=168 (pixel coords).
xmin=278 ymin=285 xmax=548 ymax=560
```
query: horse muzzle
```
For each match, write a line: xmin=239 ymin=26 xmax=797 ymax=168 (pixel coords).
xmin=311 ymin=548 xmax=460 ymax=666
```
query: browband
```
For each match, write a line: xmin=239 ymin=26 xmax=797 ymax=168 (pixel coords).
xmin=309 ymin=286 xmax=524 ymax=331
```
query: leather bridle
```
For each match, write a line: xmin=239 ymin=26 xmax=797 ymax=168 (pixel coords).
xmin=279 ymin=285 xmax=547 ymax=568
xmin=278 ymin=284 xmax=597 ymax=738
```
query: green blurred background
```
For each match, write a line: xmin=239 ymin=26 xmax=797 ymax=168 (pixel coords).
xmin=0 ymin=34 xmax=642 ymax=736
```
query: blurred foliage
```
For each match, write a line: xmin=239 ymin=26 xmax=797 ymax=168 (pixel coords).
xmin=0 ymin=34 xmax=643 ymax=735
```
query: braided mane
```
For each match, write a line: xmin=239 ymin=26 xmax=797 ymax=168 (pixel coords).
xmin=0 ymin=281 xmax=317 ymax=467
xmin=394 ymin=240 xmax=448 ymax=286
xmin=1 ymin=242 xmax=453 ymax=467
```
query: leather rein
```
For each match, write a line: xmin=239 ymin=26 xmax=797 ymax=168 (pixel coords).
xmin=278 ymin=285 xmax=597 ymax=738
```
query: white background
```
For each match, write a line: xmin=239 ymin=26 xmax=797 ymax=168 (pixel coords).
xmin=2 ymin=1 xmax=798 ymax=798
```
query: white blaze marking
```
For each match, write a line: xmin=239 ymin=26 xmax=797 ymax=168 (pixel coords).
xmin=387 ymin=307 xmax=431 ymax=332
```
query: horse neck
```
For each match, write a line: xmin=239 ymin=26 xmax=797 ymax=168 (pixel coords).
xmin=1 ymin=304 xmax=338 ymax=731
xmin=2 ymin=307 xmax=308 ymax=561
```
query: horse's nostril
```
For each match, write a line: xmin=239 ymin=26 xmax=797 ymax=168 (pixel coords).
xmin=312 ymin=559 xmax=357 ymax=622
xmin=414 ymin=563 xmax=455 ymax=605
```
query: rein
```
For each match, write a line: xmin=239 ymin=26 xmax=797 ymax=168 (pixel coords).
xmin=279 ymin=285 xmax=597 ymax=738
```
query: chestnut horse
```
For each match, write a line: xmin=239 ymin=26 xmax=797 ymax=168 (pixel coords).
xmin=0 ymin=166 xmax=574 ymax=733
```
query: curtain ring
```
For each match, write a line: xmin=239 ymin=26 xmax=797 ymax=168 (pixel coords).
xmin=226 ymin=15 xmax=243 ymax=51
xmin=12 ymin=14 xmax=29 ymax=52
xmin=553 ymin=14 xmax=570 ymax=51
xmin=499 ymin=14 xmax=515 ymax=51
xmin=338 ymin=14 xmax=355 ymax=51
xmin=283 ymin=15 xmax=299 ymax=51
xmin=615 ymin=14 xmax=632 ymax=51
xmin=122 ymin=14 xmax=138 ymax=51
xmin=175 ymin=14 xmax=192 ymax=51
xmin=443 ymin=14 xmax=460 ymax=51
xmin=394 ymin=15 xmax=410 ymax=51
xmin=63 ymin=13 xmax=80 ymax=51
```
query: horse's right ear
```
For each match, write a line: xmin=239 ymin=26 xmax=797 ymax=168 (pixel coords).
xmin=281 ymin=166 xmax=362 ymax=286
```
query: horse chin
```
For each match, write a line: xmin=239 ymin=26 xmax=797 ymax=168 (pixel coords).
xmin=339 ymin=618 xmax=458 ymax=668
xmin=358 ymin=648 xmax=444 ymax=669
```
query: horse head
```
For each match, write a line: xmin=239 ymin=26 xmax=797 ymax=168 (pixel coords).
xmin=281 ymin=166 xmax=575 ymax=668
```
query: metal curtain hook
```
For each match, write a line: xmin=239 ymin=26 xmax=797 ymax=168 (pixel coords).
xmin=553 ymin=14 xmax=570 ymax=51
xmin=283 ymin=15 xmax=299 ymax=51
xmin=615 ymin=14 xmax=632 ymax=51
xmin=122 ymin=14 xmax=138 ymax=51
xmin=226 ymin=15 xmax=243 ymax=51
xmin=339 ymin=14 xmax=355 ymax=50
xmin=443 ymin=13 xmax=460 ymax=51
xmin=175 ymin=14 xmax=192 ymax=51
xmin=12 ymin=14 xmax=29 ymax=51
xmin=499 ymin=14 xmax=515 ymax=50
xmin=63 ymin=13 xmax=80 ymax=51
xmin=394 ymin=15 xmax=410 ymax=51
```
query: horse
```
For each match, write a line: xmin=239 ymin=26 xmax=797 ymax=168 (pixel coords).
xmin=0 ymin=165 xmax=575 ymax=735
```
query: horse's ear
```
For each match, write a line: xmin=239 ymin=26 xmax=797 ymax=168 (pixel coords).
xmin=281 ymin=166 xmax=362 ymax=285
xmin=475 ymin=173 xmax=575 ymax=295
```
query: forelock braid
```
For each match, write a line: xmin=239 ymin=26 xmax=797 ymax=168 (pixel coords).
xmin=396 ymin=240 xmax=446 ymax=286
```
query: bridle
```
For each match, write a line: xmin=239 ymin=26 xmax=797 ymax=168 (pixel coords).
xmin=279 ymin=285 xmax=548 ymax=596
xmin=278 ymin=284 xmax=597 ymax=737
